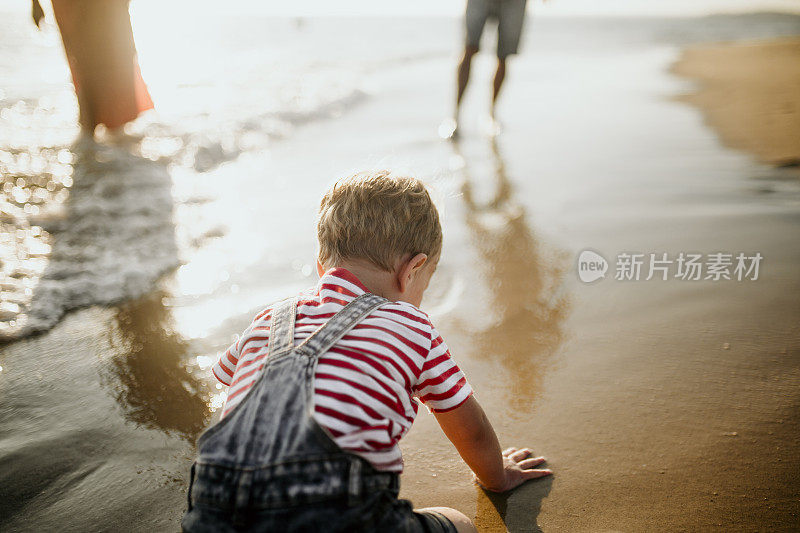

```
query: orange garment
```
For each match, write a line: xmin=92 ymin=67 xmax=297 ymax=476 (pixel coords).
xmin=51 ymin=0 xmax=153 ymax=130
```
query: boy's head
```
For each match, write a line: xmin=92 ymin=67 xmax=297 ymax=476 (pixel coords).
xmin=317 ymin=169 xmax=442 ymax=277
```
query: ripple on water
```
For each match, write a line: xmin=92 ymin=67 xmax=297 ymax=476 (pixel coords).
xmin=0 ymin=141 xmax=180 ymax=341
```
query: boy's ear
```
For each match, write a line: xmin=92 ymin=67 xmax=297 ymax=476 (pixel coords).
xmin=410 ymin=253 xmax=428 ymax=272
xmin=397 ymin=253 xmax=428 ymax=293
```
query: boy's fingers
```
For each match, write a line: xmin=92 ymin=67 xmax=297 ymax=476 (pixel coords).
xmin=509 ymin=448 xmax=533 ymax=462
xmin=518 ymin=456 xmax=547 ymax=469
xmin=523 ymin=469 xmax=553 ymax=480
xmin=502 ymin=447 xmax=518 ymax=457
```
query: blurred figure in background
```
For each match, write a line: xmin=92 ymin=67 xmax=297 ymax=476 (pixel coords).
xmin=441 ymin=0 xmax=529 ymax=139
xmin=31 ymin=0 xmax=153 ymax=139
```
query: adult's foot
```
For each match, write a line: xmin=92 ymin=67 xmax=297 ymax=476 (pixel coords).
xmin=483 ymin=114 xmax=503 ymax=137
xmin=70 ymin=129 xmax=97 ymax=153
xmin=438 ymin=117 xmax=459 ymax=140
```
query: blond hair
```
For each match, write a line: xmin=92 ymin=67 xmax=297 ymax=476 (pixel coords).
xmin=317 ymin=170 xmax=442 ymax=272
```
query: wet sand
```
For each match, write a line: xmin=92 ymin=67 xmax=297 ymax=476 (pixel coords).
xmin=397 ymin=39 xmax=800 ymax=528
xmin=2 ymin=22 xmax=800 ymax=533
xmin=672 ymin=37 xmax=800 ymax=168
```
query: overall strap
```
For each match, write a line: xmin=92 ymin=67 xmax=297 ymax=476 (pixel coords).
xmin=295 ymin=293 xmax=387 ymax=358
xmin=267 ymin=296 xmax=298 ymax=358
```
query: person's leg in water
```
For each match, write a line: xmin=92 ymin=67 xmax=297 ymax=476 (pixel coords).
xmin=489 ymin=0 xmax=526 ymax=134
xmin=490 ymin=56 xmax=506 ymax=120
xmin=50 ymin=0 xmax=97 ymax=138
xmin=417 ymin=506 xmax=478 ymax=533
xmin=441 ymin=45 xmax=479 ymax=140
xmin=455 ymin=45 xmax=479 ymax=124
xmin=440 ymin=45 xmax=478 ymax=140
xmin=440 ymin=0 xmax=488 ymax=139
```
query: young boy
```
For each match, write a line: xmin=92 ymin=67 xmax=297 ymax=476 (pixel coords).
xmin=182 ymin=170 xmax=551 ymax=532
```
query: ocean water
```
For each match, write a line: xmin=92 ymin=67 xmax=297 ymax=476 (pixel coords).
xmin=1 ymin=11 xmax=798 ymax=342
xmin=0 ymin=14 xmax=449 ymax=340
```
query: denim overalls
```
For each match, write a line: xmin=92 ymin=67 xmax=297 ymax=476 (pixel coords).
xmin=182 ymin=293 xmax=436 ymax=532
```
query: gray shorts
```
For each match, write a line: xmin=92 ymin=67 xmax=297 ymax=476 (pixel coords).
xmin=465 ymin=0 xmax=528 ymax=58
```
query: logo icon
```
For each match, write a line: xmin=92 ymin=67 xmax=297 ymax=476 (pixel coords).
xmin=577 ymin=250 xmax=608 ymax=283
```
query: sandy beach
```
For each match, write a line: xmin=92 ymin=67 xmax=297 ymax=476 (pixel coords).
xmin=673 ymin=37 xmax=800 ymax=168
xmin=1 ymin=11 xmax=799 ymax=533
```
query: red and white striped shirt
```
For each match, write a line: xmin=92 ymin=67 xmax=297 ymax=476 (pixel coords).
xmin=212 ymin=267 xmax=473 ymax=472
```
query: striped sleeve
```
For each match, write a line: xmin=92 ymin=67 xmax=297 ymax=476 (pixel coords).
xmin=412 ymin=323 xmax=473 ymax=413
xmin=212 ymin=341 xmax=239 ymax=386
xmin=212 ymin=305 xmax=275 ymax=387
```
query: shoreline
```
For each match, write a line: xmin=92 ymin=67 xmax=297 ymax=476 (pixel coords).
xmin=672 ymin=36 xmax=800 ymax=169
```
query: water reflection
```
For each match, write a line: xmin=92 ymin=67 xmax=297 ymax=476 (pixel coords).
xmin=0 ymin=144 xmax=72 ymax=339
xmin=103 ymin=290 xmax=211 ymax=440
xmin=2 ymin=137 xmax=212 ymax=439
xmin=2 ymin=138 xmax=182 ymax=339
xmin=454 ymin=138 xmax=570 ymax=411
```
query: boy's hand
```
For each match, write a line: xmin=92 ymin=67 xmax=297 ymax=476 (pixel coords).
xmin=473 ymin=447 xmax=552 ymax=492
xmin=434 ymin=396 xmax=553 ymax=493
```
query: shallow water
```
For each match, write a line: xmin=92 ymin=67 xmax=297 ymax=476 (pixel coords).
xmin=2 ymin=12 xmax=798 ymax=341
xmin=1 ymin=11 xmax=799 ymax=532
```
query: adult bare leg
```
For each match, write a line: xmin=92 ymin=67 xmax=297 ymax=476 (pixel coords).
xmin=456 ymin=46 xmax=479 ymax=118
xmin=490 ymin=57 xmax=506 ymax=119
xmin=440 ymin=46 xmax=480 ymax=139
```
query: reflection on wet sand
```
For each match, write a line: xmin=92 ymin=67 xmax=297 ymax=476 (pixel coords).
xmin=2 ymin=139 xmax=212 ymax=437
xmin=103 ymin=290 xmax=211 ymax=440
xmin=451 ymin=138 xmax=568 ymax=532
xmin=28 ymin=141 xmax=213 ymax=438
xmin=454 ymin=138 xmax=570 ymax=412
xmin=0 ymin=142 xmax=202 ymax=530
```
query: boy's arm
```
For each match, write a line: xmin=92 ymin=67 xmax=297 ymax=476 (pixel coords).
xmin=433 ymin=395 xmax=552 ymax=492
